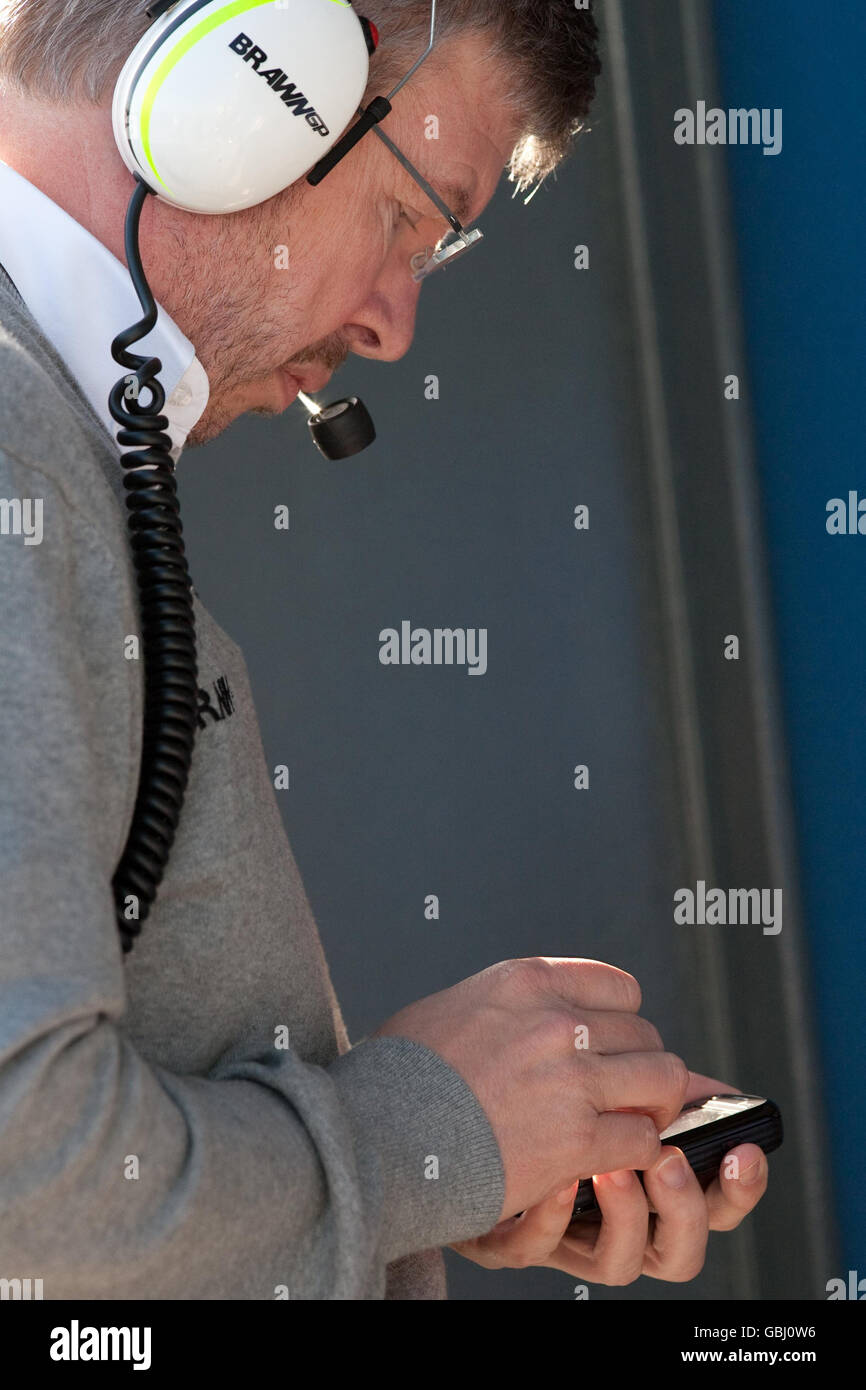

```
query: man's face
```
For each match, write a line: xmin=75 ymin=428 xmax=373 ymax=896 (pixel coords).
xmin=172 ymin=31 xmax=522 ymax=446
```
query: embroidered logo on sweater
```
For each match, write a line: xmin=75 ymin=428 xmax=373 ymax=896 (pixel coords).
xmin=197 ymin=674 xmax=235 ymax=729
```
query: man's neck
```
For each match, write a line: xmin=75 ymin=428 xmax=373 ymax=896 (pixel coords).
xmin=0 ymin=90 xmax=135 ymax=268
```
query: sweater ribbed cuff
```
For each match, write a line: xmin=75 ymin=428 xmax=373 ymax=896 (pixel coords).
xmin=328 ymin=1035 xmax=505 ymax=1264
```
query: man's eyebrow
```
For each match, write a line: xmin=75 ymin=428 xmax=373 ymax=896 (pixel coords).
xmin=404 ymin=166 xmax=476 ymax=225
xmin=437 ymin=179 xmax=475 ymax=224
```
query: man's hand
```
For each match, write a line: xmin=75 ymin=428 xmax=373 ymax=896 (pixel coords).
xmin=372 ymin=956 xmax=689 ymax=1221
xmin=451 ymin=1071 xmax=769 ymax=1282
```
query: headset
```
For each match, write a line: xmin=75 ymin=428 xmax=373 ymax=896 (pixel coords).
xmin=108 ymin=0 xmax=435 ymax=952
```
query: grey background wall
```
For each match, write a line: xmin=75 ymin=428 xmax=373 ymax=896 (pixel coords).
xmin=176 ymin=0 xmax=835 ymax=1300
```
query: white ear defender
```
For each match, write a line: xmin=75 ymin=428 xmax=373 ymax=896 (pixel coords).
xmin=108 ymin=2 xmax=440 ymax=952
xmin=112 ymin=0 xmax=375 ymax=215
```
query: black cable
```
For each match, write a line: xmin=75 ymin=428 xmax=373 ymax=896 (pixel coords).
xmin=108 ymin=175 xmax=199 ymax=955
xmin=306 ymin=96 xmax=392 ymax=186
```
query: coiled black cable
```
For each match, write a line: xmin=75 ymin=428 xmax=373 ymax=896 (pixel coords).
xmin=108 ymin=175 xmax=199 ymax=955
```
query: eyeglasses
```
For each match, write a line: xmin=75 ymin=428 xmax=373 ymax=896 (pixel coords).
xmin=368 ymin=121 xmax=483 ymax=281
xmin=305 ymin=0 xmax=483 ymax=283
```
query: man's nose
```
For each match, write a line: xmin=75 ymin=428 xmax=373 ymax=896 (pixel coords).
xmin=341 ymin=261 xmax=422 ymax=362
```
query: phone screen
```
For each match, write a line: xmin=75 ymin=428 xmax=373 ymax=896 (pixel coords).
xmin=658 ymin=1093 xmax=766 ymax=1140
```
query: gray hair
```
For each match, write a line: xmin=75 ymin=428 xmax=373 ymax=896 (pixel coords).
xmin=0 ymin=0 xmax=601 ymax=192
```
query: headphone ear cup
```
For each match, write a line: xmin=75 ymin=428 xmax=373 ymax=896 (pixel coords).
xmin=112 ymin=0 xmax=370 ymax=214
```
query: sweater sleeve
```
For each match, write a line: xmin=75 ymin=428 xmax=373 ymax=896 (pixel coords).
xmin=0 ymin=447 xmax=504 ymax=1299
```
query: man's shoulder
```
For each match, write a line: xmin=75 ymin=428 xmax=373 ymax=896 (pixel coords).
xmin=0 ymin=290 xmax=125 ymax=541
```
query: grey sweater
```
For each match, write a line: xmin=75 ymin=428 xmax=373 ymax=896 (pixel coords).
xmin=0 ymin=263 xmax=504 ymax=1300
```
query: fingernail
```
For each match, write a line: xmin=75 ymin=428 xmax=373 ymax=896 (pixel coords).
xmin=607 ymin=1168 xmax=634 ymax=1189
xmin=657 ymin=1152 xmax=688 ymax=1188
xmin=739 ymin=1158 xmax=762 ymax=1186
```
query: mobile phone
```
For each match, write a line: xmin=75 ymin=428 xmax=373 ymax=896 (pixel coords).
xmin=569 ymin=1093 xmax=783 ymax=1222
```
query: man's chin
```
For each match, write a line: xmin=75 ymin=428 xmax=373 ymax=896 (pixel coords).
xmin=185 ymin=400 xmax=257 ymax=448
xmin=186 ymin=378 xmax=286 ymax=446
xmin=184 ymin=417 xmax=221 ymax=449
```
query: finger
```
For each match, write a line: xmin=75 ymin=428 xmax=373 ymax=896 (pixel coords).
xmin=454 ymin=1184 xmax=579 ymax=1270
xmin=571 ymin=1008 xmax=664 ymax=1056
xmin=704 ymin=1144 xmax=768 ymax=1231
xmin=684 ymin=1071 xmax=740 ymax=1104
xmin=588 ymin=1050 xmax=689 ymax=1129
xmin=641 ymin=1145 xmax=709 ymax=1282
xmin=531 ymin=958 xmax=643 ymax=1013
xmin=556 ymin=1170 xmax=650 ymax=1284
xmin=588 ymin=1109 xmax=662 ymax=1174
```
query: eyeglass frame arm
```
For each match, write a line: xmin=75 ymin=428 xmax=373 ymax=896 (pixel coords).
xmin=368 ymin=122 xmax=462 ymax=235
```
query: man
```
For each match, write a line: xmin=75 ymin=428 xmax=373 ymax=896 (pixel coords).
xmin=0 ymin=0 xmax=768 ymax=1299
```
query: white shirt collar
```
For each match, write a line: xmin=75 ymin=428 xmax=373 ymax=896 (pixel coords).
xmin=0 ymin=159 xmax=209 ymax=464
